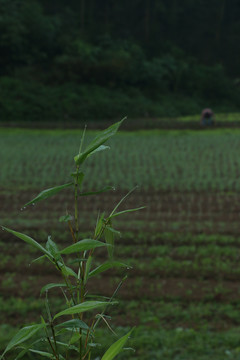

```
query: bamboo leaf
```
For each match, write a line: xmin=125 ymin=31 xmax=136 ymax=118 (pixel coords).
xmin=109 ymin=187 xmax=137 ymax=218
xmin=15 ymin=338 xmax=46 ymax=360
xmin=40 ymin=283 xmax=66 ymax=295
xmin=89 ymin=261 xmax=130 ymax=278
xmin=69 ymin=332 xmax=81 ymax=345
xmin=1 ymin=324 xmax=45 ymax=357
xmin=74 ymin=119 xmax=125 ymax=165
xmin=15 ymin=346 xmax=32 ymax=360
xmin=46 ymin=236 xmax=60 ymax=260
xmin=68 ymin=258 xmax=87 ymax=265
xmin=104 ymin=226 xmax=114 ymax=259
xmin=58 ymin=263 xmax=78 ymax=278
xmin=54 ymin=301 xmax=116 ymax=320
xmin=106 ymin=227 xmax=121 ymax=236
xmin=80 ymin=186 xmax=114 ymax=197
xmin=55 ymin=319 xmax=89 ymax=330
xmin=94 ymin=212 xmax=105 ymax=238
xmin=24 ymin=182 xmax=73 ymax=206
xmin=15 ymin=347 xmax=30 ymax=360
xmin=101 ymin=329 xmax=134 ymax=360
xmin=84 ymin=255 xmax=93 ymax=284
xmin=29 ymin=349 xmax=65 ymax=360
xmin=78 ymin=125 xmax=87 ymax=155
xmin=59 ymin=214 xmax=73 ymax=223
xmin=55 ymin=342 xmax=79 ymax=352
xmin=89 ymin=145 xmax=110 ymax=156
xmin=60 ymin=239 xmax=108 ymax=255
xmin=31 ymin=255 xmax=46 ymax=264
xmin=1 ymin=227 xmax=52 ymax=257
xmin=110 ymin=207 xmax=145 ymax=219
xmin=28 ymin=349 xmax=55 ymax=359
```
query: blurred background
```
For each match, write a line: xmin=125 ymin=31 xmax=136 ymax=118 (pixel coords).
xmin=0 ymin=0 xmax=240 ymax=125
xmin=2 ymin=1 xmax=240 ymax=360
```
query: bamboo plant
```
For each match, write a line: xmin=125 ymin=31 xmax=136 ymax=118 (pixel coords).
xmin=1 ymin=119 xmax=143 ymax=360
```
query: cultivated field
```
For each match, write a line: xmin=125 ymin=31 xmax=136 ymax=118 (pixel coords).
xmin=1 ymin=126 xmax=240 ymax=359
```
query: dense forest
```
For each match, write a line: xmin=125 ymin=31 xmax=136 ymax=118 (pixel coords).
xmin=0 ymin=0 xmax=240 ymax=122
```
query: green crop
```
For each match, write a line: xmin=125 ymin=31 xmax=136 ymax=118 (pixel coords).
xmin=1 ymin=128 xmax=240 ymax=192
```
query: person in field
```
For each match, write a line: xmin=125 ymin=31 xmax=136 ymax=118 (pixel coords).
xmin=200 ymin=108 xmax=215 ymax=126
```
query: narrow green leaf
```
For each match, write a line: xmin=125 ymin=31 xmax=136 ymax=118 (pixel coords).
xmin=28 ymin=349 xmax=55 ymax=359
xmin=69 ymin=332 xmax=81 ymax=345
xmin=94 ymin=212 xmax=105 ymax=238
xmin=101 ymin=329 xmax=134 ymax=360
xmin=68 ymin=258 xmax=87 ymax=265
xmin=40 ymin=316 xmax=46 ymax=325
xmin=86 ymin=119 xmax=125 ymax=153
xmin=89 ymin=145 xmax=110 ymax=156
xmin=1 ymin=227 xmax=52 ymax=257
xmin=29 ymin=349 xmax=66 ymax=360
xmin=86 ymin=295 xmax=111 ymax=301
xmin=24 ymin=182 xmax=73 ymax=206
xmin=54 ymin=301 xmax=115 ymax=320
xmin=110 ymin=207 xmax=145 ymax=219
xmin=109 ymin=187 xmax=137 ymax=218
xmin=74 ymin=118 xmax=125 ymax=165
xmin=40 ymin=283 xmax=66 ymax=295
xmin=60 ymin=239 xmax=108 ymax=255
xmin=1 ymin=324 xmax=45 ymax=357
xmin=31 ymin=255 xmax=46 ymax=264
xmin=79 ymin=125 xmax=87 ymax=154
xmin=55 ymin=342 xmax=79 ymax=352
xmin=84 ymin=255 xmax=93 ymax=284
xmin=106 ymin=227 xmax=121 ymax=236
xmin=104 ymin=226 xmax=114 ymax=259
xmin=46 ymin=236 xmax=60 ymax=259
xmin=80 ymin=186 xmax=114 ymax=197
xmin=55 ymin=319 xmax=89 ymax=331
xmin=15 ymin=346 xmax=32 ymax=360
xmin=15 ymin=338 xmax=45 ymax=360
xmin=89 ymin=261 xmax=130 ymax=278
xmin=58 ymin=263 xmax=78 ymax=278
xmin=59 ymin=214 xmax=73 ymax=223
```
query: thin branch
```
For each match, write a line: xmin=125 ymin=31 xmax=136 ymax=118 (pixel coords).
xmin=96 ymin=314 xmax=117 ymax=335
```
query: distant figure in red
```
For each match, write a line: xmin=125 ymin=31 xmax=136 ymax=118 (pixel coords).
xmin=201 ymin=108 xmax=215 ymax=126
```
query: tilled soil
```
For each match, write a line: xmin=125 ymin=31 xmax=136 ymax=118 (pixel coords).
xmin=1 ymin=189 xmax=240 ymax=233
xmin=1 ymin=189 xmax=240 ymax=329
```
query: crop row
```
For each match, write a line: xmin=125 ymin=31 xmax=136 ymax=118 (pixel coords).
xmin=3 ymin=230 xmax=240 ymax=251
xmin=1 ymin=242 xmax=240 ymax=267
xmin=2 ymin=294 xmax=240 ymax=327
xmin=1 ymin=128 xmax=240 ymax=191
xmin=1 ymin=321 xmax=240 ymax=360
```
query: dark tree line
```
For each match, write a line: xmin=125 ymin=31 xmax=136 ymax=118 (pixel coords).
xmin=35 ymin=0 xmax=240 ymax=74
xmin=0 ymin=0 xmax=240 ymax=122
